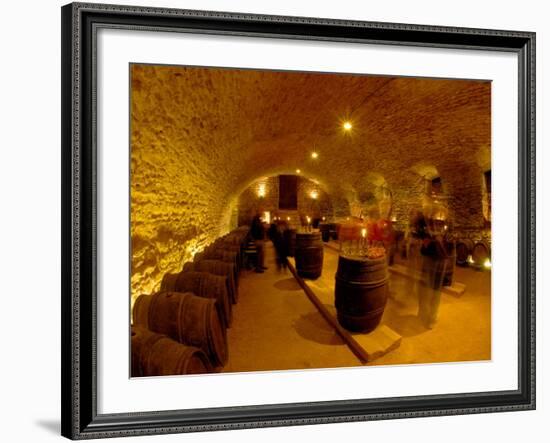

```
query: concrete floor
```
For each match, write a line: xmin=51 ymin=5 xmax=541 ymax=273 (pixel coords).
xmin=223 ymin=241 xmax=491 ymax=373
xmin=222 ymin=242 xmax=360 ymax=373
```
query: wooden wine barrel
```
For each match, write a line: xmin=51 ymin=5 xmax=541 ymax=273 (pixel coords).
xmin=160 ymin=272 xmax=179 ymax=292
xmin=212 ymin=241 xmax=243 ymax=269
xmin=335 ymin=254 xmax=388 ymax=333
xmin=131 ymin=326 xmax=212 ymax=377
xmin=203 ymin=246 xmax=240 ymax=284
xmin=132 ymin=291 xmax=228 ymax=368
xmin=174 ymin=271 xmax=232 ymax=328
xmin=455 ymin=239 xmax=474 ymax=266
xmin=191 ymin=259 xmax=238 ymax=304
xmin=182 ymin=262 xmax=194 ymax=273
xmin=472 ymin=240 xmax=491 ymax=268
xmin=294 ymin=231 xmax=324 ymax=279
xmin=284 ymin=228 xmax=296 ymax=257
xmin=319 ymin=223 xmax=331 ymax=242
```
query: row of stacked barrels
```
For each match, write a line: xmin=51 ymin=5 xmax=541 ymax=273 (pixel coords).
xmin=131 ymin=225 xmax=250 ymax=377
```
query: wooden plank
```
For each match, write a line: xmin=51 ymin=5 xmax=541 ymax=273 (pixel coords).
xmin=286 ymin=259 xmax=369 ymax=364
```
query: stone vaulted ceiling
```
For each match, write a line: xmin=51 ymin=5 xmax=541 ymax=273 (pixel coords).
xmin=129 ymin=64 xmax=491 ymax=300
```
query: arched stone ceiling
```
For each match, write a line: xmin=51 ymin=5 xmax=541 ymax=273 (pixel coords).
xmin=129 ymin=64 xmax=490 ymax=300
xmin=132 ymin=64 xmax=490 ymax=199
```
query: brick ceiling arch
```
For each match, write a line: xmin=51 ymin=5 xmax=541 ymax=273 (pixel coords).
xmin=129 ymin=64 xmax=490 ymax=300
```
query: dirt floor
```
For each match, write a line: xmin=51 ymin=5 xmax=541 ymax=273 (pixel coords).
xmin=223 ymin=241 xmax=491 ymax=373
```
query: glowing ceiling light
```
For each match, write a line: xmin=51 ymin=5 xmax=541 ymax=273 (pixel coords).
xmin=257 ymin=184 xmax=266 ymax=198
xmin=311 ymin=151 xmax=318 ymax=159
xmin=296 ymin=169 xmax=301 ymax=174
xmin=343 ymin=121 xmax=352 ymax=131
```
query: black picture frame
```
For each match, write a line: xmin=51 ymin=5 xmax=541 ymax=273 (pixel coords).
xmin=61 ymin=2 xmax=536 ymax=439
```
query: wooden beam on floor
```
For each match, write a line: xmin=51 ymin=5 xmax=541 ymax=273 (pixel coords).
xmin=286 ymin=259 xmax=369 ymax=364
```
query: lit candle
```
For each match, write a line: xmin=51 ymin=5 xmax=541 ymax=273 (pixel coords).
xmin=361 ymin=228 xmax=367 ymax=254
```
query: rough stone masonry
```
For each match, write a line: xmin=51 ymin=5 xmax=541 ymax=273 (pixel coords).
xmin=130 ymin=64 xmax=491 ymax=305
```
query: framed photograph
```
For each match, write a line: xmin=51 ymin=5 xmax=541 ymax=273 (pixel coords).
xmin=61 ymin=2 xmax=536 ymax=439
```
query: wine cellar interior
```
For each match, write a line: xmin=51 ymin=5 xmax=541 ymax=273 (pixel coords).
xmin=130 ymin=64 xmax=491 ymax=377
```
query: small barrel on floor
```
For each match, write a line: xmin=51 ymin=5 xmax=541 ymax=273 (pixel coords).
xmin=472 ymin=240 xmax=491 ymax=268
xmin=294 ymin=231 xmax=324 ymax=279
xmin=335 ymin=254 xmax=389 ymax=333
xmin=132 ymin=291 xmax=228 ymax=368
xmin=455 ymin=239 xmax=474 ymax=266
xmin=319 ymin=223 xmax=331 ymax=242
xmin=131 ymin=326 xmax=212 ymax=377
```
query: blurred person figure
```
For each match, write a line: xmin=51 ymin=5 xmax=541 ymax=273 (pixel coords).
xmin=272 ymin=222 xmax=288 ymax=271
xmin=417 ymin=218 xmax=448 ymax=329
xmin=251 ymin=212 xmax=267 ymax=273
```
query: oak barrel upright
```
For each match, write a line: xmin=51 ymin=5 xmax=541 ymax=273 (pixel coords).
xmin=294 ymin=231 xmax=324 ymax=279
xmin=335 ymin=254 xmax=389 ymax=332
xmin=319 ymin=223 xmax=331 ymax=242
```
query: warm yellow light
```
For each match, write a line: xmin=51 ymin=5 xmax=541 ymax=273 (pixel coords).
xmin=311 ymin=151 xmax=318 ymax=159
xmin=322 ymin=216 xmax=326 ymax=221
xmin=257 ymin=184 xmax=266 ymax=198
xmin=391 ymin=216 xmax=397 ymax=222
xmin=467 ymin=255 xmax=474 ymax=264
xmin=287 ymin=217 xmax=290 ymax=221
xmin=361 ymin=228 xmax=367 ymax=238
xmin=310 ymin=190 xmax=318 ymax=199
xmin=296 ymin=169 xmax=301 ymax=174
xmin=343 ymin=121 xmax=352 ymax=131
xmin=484 ymin=258 xmax=492 ymax=269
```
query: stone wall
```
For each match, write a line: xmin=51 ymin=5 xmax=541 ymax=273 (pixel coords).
xmin=237 ymin=175 xmax=333 ymax=225
xmin=130 ymin=64 xmax=491 ymax=305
